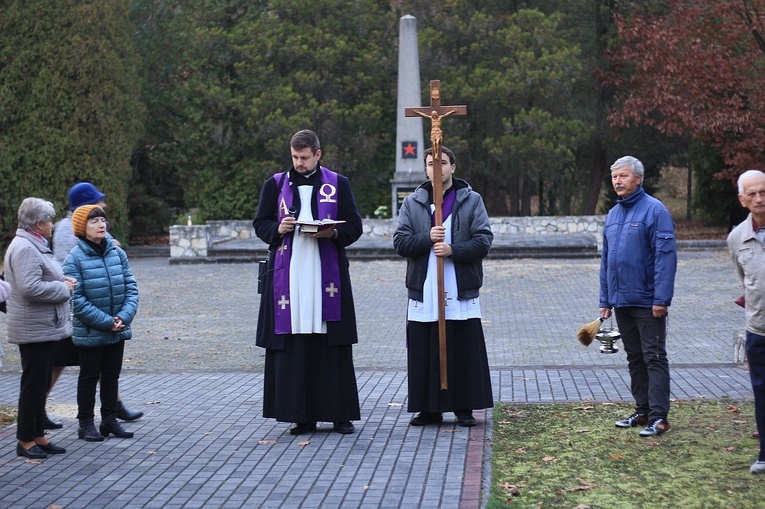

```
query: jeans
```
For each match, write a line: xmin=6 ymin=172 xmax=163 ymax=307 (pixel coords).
xmin=77 ymin=340 xmax=125 ymax=420
xmin=746 ymin=331 xmax=765 ymax=460
xmin=615 ymin=307 xmax=670 ymax=421
xmin=17 ymin=342 xmax=55 ymax=441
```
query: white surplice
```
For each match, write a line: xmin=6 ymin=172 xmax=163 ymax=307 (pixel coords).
xmin=289 ymin=185 xmax=327 ymax=333
xmin=407 ymin=213 xmax=482 ymax=322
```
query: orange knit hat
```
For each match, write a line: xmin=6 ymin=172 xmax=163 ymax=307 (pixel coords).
xmin=71 ymin=205 xmax=104 ymax=238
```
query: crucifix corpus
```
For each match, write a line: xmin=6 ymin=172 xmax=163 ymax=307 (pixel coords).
xmin=405 ymin=80 xmax=467 ymax=390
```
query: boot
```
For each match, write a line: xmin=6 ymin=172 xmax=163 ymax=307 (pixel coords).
xmin=43 ymin=412 xmax=63 ymax=430
xmin=99 ymin=415 xmax=134 ymax=438
xmin=116 ymin=400 xmax=144 ymax=422
xmin=78 ymin=419 xmax=105 ymax=442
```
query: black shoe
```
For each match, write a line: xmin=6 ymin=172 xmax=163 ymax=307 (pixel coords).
xmin=78 ymin=419 xmax=105 ymax=442
xmin=639 ymin=418 xmax=671 ymax=437
xmin=16 ymin=443 xmax=48 ymax=459
xmin=100 ymin=416 xmax=134 ymax=438
xmin=409 ymin=412 xmax=443 ymax=426
xmin=116 ymin=400 xmax=144 ymax=422
xmin=333 ymin=422 xmax=355 ymax=434
xmin=455 ymin=411 xmax=476 ymax=427
xmin=614 ymin=412 xmax=648 ymax=428
xmin=290 ymin=422 xmax=317 ymax=435
xmin=36 ymin=442 xmax=66 ymax=455
xmin=43 ymin=414 xmax=63 ymax=430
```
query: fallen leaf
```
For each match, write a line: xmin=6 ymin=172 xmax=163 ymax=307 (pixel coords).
xmin=48 ymin=505 xmax=64 ymax=509
xmin=146 ymin=401 xmax=161 ymax=405
xmin=25 ymin=459 xmax=42 ymax=465
xmin=727 ymin=405 xmax=740 ymax=413
xmin=259 ymin=440 xmax=278 ymax=444
xmin=725 ymin=447 xmax=735 ymax=451
xmin=611 ymin=453 xmax=622 ymax=460
xmin=576 ymin=429 xmax=591 ymax=433
xmin=515 ymin=447 xmax=527 ymax=454
xmin=542 ymin=456 xmax=556 ymax=461
xmin=147 ymin=451 xmax=156 ymax=455
xmin=574 ymin=405 xmax=594 ymax=411
xmin=442 ymin=429 xmax=461 ymax=433
xmin=567 ymin=478 xmax=597 ymax=492
xmin=388 ymin=402 xmax=402 ymax=407
xmin=298 ymin=440 xmax=310 ymax=446
xmin=574 ymin=504 xmax=591 ymax=509
xmin=600 ymin=402 xmax=616 ymax=406
xmin=362 ymin=486 xmax=369 ymax=490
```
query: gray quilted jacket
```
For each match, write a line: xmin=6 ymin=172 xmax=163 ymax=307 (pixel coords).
xmin=4 ymin=229 xmax=72 ymax=345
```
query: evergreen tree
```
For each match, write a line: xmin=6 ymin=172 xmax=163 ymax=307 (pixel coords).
xmin=132 ymin=0 xmax=398 ymax=221
xmin=0 ymin=0 xmax=144 ymax=249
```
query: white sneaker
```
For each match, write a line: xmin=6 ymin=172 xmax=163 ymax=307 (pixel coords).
xmin=750 ymin=461 xmax=765 ymax=475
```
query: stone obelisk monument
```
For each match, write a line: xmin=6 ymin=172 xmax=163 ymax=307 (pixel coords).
xmin=390 ymin=14 xmax=425 ymax=217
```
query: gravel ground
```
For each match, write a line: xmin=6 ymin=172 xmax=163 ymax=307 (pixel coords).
xmin=0 ymin=250 xmax=741 ymax=373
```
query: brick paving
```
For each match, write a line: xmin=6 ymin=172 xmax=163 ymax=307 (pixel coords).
xmin=0 ymin=246 xmax=754 ymax=508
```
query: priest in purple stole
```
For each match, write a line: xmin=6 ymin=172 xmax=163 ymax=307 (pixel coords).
xmin=254 ymin=129 xmax=362 ymax=435
xmin=393 ymin=146 xmax=494 ymax=428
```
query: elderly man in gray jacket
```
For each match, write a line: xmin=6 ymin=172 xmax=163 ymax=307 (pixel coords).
xmin=729 ymin=169 xmax=765 ymax=474
xmin=394 ymin=146 xmax=494 ymax=428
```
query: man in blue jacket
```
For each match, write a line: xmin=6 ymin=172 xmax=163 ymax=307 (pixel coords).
xmin=599 ymin=156 xmax=677 ymax=437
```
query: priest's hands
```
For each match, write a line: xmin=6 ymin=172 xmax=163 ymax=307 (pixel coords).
xmin=430 ymin=225 xmax=445 ymax=243
xmin=312 ymin=228 xmax=337 ymax=239
xmin=433 ymin=242 xmax=452 ymax=257
xmin=278 ymin=216 xmax=297 ymax=235
xmin=430 ymin=226 xmax=452 ymax=257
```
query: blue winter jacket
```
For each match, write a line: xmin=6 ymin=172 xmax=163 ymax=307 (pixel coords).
xmin=599 ymin=186 xmax=677 ymax=309
xmin=63 ymin=237 xmax=139 ymax=347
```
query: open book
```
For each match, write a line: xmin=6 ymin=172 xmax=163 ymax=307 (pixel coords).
xmin=297 ymin=219 xmax=346 ymax=233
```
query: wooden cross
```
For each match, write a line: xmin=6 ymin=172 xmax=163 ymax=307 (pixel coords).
xmin=405 ymin=80 xmax=467 ymax=390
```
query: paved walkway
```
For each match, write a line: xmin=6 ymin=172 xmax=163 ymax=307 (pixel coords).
xmin=0 ymin=248 xmax=753 ymax=508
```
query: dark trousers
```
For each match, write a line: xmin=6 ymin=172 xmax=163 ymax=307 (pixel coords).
xmin=615 ymin=307 xmax=670 ymax=421
xmin=746 ymin=331 xmax=765 ymax=460
xmin=77 ymin=340 xmax=124 ymax=421
xmin=17 ymin=342 xmax=55 ymax=441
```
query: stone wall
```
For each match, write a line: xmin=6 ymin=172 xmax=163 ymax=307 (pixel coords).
xmin=169 ymin=220 xmax=257 ymax=258
xmin=170 ymin=216 xmax=606 ymax=258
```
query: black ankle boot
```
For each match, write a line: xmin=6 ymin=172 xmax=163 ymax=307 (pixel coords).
xmin=116 ymin=400 xmax=144 ymax=421
xmin=78 ymin=419 xmax=105 ymax=442
xmin=43 ymin=413 xmax=63 ymax=430
xmin=100 ymin=415 xmax=134 ymax=438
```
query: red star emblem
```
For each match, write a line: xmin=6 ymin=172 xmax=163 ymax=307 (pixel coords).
xmin=402 ymin=142 xmax=417 ymax=158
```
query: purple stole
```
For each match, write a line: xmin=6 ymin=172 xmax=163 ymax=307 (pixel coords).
xmin=273 ymin=167 xmax=342 ymax=334
xmin=431 ymin=187 xmax=456 ymax=226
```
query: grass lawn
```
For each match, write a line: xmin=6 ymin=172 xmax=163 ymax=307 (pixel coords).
xmin=0 ymin=406 xmax=16 ymax=431
xmin=488 ymin=399 xmax=765 ymax=508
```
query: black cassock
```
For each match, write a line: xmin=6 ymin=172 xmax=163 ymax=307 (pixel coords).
xmin=253 ymin=168 xmax=362 ymax=423
xmin=406 ymin=319 xmax=494 ymax=413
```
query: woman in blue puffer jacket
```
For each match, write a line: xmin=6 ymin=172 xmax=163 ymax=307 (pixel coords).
xmin=63 ymin=205 xmax=139 ymax=442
